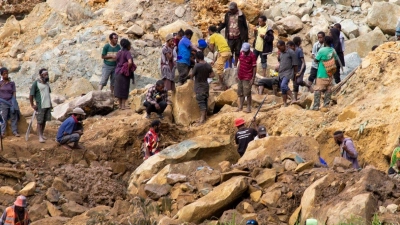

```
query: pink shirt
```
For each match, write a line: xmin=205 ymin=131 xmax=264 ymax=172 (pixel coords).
xmin=238 ymin=51 xmax=257 ymax=80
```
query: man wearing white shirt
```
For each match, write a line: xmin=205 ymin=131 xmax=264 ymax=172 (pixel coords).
xmin=308 ymin=31 xmax=325 ymax=86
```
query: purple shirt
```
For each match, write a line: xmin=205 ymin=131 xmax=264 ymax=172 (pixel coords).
xmin=0 ymin=81 xmax=15 ymax=101
xmin=115 ymin=49 xmax=133 ymax=75
xmin=340 ymin=138 xmax=360 ymax=169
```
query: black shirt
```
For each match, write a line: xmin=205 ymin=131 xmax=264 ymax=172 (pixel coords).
xmin=192 ymin=62 xmax=213 ymax=94
xmin=235 ymin=128 xmax=258 ymax=155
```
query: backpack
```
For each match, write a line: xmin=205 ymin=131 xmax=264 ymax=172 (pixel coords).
xmin=322 ymin=49 xmax=337 ymax=77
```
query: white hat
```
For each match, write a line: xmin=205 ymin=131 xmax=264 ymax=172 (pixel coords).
xmin=69 ymin=107 xmax=86 ymax=115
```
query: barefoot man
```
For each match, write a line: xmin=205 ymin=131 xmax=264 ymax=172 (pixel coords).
xmin=56 ymin=107 xmax=86 ymax=150
xmin=29 ymin=69 xmax=51 ymax=143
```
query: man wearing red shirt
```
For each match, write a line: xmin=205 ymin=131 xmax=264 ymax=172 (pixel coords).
xmin=236 ymin=42 xmax=257 ymax=113
xmin=143 ymin=120 xmax=161 ymax=160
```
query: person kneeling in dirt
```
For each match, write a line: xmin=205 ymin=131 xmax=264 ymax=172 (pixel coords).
xmin=56 ymin=107 xmax=86 ymax=150
xmin=256 ymin=77 xmax=280 ymax=96
xmin=143 ymin=120 xmax=161 ymax=160
xmin=0 ymin=195 xmax=30 ymax=225
xmin=234 ymin=118 xmax=257 ymax=157
xmin=333 ymin=130 xmax=360 ymax=169
xmin=144 ymin=80 xmax=168 ymax=119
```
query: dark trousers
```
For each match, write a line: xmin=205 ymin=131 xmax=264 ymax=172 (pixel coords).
xmin=177 ymin=62 xmax=189 ymax=84
xmin=293 ymin=69 xmax=307 ymax=93
xmin=144 ymin=101 xmax=167 ymax=115
xmin=308 ymin=67 xmax=318 ymax=83
xmin=334 ymin=60 xmax=341 ymax=84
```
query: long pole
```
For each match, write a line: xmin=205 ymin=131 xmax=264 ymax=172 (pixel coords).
xmin=249 ymin=94 xmax=268 ymax=128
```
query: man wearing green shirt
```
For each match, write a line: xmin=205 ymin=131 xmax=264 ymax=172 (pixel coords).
xmin=98 ymin=33 xmax=121 ymax=94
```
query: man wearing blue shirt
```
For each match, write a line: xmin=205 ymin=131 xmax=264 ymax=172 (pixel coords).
xmin=176 ymin=29 xmax=201 ymax=86
xmin=56 ymin=107 xmax=86 ymax=150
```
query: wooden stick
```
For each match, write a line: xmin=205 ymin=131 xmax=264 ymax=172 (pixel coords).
xmin=332 ymin=66 xmax=359 ymax=93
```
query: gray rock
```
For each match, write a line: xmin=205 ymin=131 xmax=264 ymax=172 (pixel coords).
xmin=367 ymin=2 xmax=400 ymax=35
xmin=125 ymin=24 xmax=144 ymax=36
xmin=144 ymin=184 xmax=172 ymax=200
xmin=9 ymin=40 xmax=24 ymax=58
xmin=344 ymin=52 xmax=362 ymax=73
xmin=47 ymin=28 xmax=60 ymax=38
xmin=61 ymin=201 xmax=88 ymax=217
xmin=175 ymin=6 xmax=186 ymax=18
xmin=341 ymin=19 xmax=359 ymax=38
xmin=345 ymin=27 xmax=387 ymax=58
xmin=46 ymin=187 xmax=60 ymax=203
xmin=52 ymin=91 xmax=114 ymax=121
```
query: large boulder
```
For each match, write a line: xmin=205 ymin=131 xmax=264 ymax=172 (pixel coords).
xmin=277 ymin=15 xmax=303 ymax=34
xmin=367 ymin=2 xmax=400 ymax=35
xmin=231 ymin=0 xmax=260 ymax=23
xmin=215 ymin=88 xmax=237 ymax=108
xmin=127 ymin=135 xmax=234 ymax=195
xmin=176 ymin=176 xmax=248 ymax=223
xmin=171 ymin=80 xmax=200 ymax=126
xmin=237 ymin=136 xmax=320 ymax=166
xmin=158 ymin=20 xmax=203 ymax=44
xmin=61 ymin=77 xmax=94 ymax=98
xmin=31 ymin=217 xmax=70 ymax=225
xmin=340 ymin=19 xmax=359 ymax=38
xmin=52 ymin=91 xmax=113 ymax=121
xmin=61 ymin=201 xmax=88 ymax=217
xmin=345 ymin=27 xmax=387 ymax=58
xmin=298 ymin=169 xmax=382 ymax=224
xmin=47 ymin=0 xmax=92 ymax=22
xmin=309 ymin=14 xmax=330 ymax=44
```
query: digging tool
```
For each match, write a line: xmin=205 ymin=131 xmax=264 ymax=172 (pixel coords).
xmin=249 ymin=94 xmax=268 ymax=128
xmin=25 ymin=111 xmax=36 ymax=141
xmin=332 ymin=66 xmax=359 ymax=94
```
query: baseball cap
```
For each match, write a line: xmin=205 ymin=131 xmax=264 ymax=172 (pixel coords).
xmin=165 ymin=33 xmax=174 ymax=41
xmin=258 ymin=126 xmax=267 ymax=135
xmin=241 ymin=42 xmax=250 ymax=52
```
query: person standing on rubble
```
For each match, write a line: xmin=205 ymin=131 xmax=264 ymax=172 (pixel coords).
xmin=208 ymin=25 xmax=232 ymax=90
xmin=218 ymin=1 xmax=249 ymax=68
xmin=30 ymin=68 xmax=51 ymax=143
xmin=234 ymin=118 xmax=257 ymax=157
xmin=190 ymin=51 xmax=214 ymax=125
xmin=98 ymin=33 xmax=120 ymax=94
xmin=308 ymin=31 xmax=325 ymax=86
xmin=333 ymin=131 xmax=360 ymax=169
xmin=253 ymin=15 xmax=274 ymax=77
xmin=276 ymin=40 xmax=298 ymax=107
xmin=161 ymin=33 xmax=176 ymax=93
xmin=0 ymin=195 xmax=30 ymax=225
xmin=0 ymin=67 xmax=20 ymax=138
xmin=176 ymin=29 xmax=202 ymax=85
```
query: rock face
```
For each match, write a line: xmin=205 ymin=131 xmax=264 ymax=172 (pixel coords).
xmin=298 ymin=169 xmax=382 ymax=224
xmin=170 ymin=80 xmax=200 ymax=126
xmin=176 ymin=176 xmax=248 ymax=223
xmin=61 ymin=77 xmax=94 ymax=98
xmin=127 ymin=135 xmax=233 ymax=195
xmin=52 ymin=91 xmax=113 ymax=121
xmin=367 ymin=2 xmax=400 ymax=35
xmin=340 ymin=19 xmax=359 ymax=38
xmin=345 ymin=27 xmax=387 ymax=58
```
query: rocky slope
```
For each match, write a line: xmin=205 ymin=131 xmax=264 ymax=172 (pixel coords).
xmin=0 ymin=0 xmax=399 ymax=224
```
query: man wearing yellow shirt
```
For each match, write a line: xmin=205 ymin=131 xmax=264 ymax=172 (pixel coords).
xmin=253 ymin=16 xmax=274 ymax=77
xmin=208 ymin=25 xmax=232 ymax=90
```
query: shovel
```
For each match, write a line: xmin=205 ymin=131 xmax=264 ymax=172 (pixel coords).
xmin=25 ymin=111 xmax=36 ymax=141
xmin=249 ymin=94 xmax=267 ymax=128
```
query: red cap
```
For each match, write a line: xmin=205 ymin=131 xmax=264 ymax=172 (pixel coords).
xmin=234 ymin=118 xmax=245 ymax=127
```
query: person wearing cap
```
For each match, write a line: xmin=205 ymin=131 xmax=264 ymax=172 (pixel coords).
xmin=98 ymin=33 xmax=121 ymax=94
xmin=29 ymin=68 xmax=52 ymax=143
xmin=246 ymin=220 xmax=258 ymax=225
xmin=254 ymin=126 xmax=268 ymax=140
xmin=0 ymin=195 xmax=30 ymax=225
xmin=197 ymin=39 xmax=208 ymax=52
xmin=56 ymin=107 xmax=86 ymax=150
xmin=161 ymin=33 xmax=176 ymax=93
xmin=333 ymin=131 xmax=360 ymax=169
xmin=176 ymin=29 xmax=202 ymax=86
xmin=208 ymin=25 xmax=232 ymax=90
xmin=218 ymin=2 xmax=249 ymax=68
xmin=253 ymin=15 xmax=274 ymax=77
xmin=0 ymin=67 xmax=20 ymax=138
xmin=234 ymin=118 xmax=257 ymax=156
xmin=236 ymin=42 xmax=257 ymax=113
xmin=276 ymin=40 xmax=298 ymax=107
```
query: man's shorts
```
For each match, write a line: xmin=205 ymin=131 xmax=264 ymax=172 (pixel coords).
xmin=100 ymin=64 xmax=116 ymax=87
xmin=228 ymin=39 xmax=243 ymax=56
xmin=237 ymin=80 xmax=251 ymax=97
xmin=214 ymin=52 xmax=232 ymax=76
xmin=37 ymin=108 xmax=52 ymax=124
